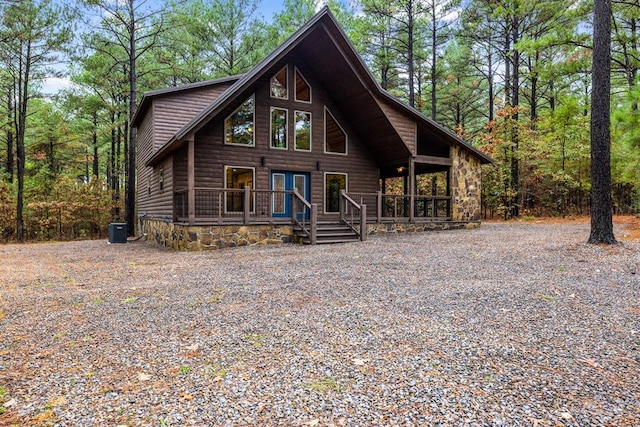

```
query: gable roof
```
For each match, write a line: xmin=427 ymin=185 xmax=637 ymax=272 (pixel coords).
xmin=139 ymin=6 xmax=492 ymax=167
xmin=131 ymin=75 xmax=243 ymax=128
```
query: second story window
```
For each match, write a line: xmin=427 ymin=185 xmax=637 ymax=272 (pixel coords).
xmin=271 ymin=66 xmax=288 ymax=99
xmin=295 ymin=68 xmax=311 ymax=102
xmin=295 ymin=111 xmax=311 ymax=151
xmin=325 ymin=108 xmax=347 ymax=154
xmin=225 ymin=96 xmax=255 ymax=146
xmin=271 ymin=107 xmax=288 ymax=149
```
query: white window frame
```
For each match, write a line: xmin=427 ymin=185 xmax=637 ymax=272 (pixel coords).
xmin=224 ymin=95 xmax=255 ymax=147
xmin=224 ymin=165 xmax=256 ymax=214
xmin=271 ymin=172 xmax=286 ymax=214
xmin=323 ymin=172 xmax=348 ymax=214
xmin=270 ymin=107 xmax=288 ymax=150
xmin=324 ymin=107 xmax=348 ymax=155
xmin=270 ymin=66 xmax=288 ymax=100
xmin=294 ymin=66 xmax=312 ymax=103
xmin=294 ymin=110 xmax=312 ymax=152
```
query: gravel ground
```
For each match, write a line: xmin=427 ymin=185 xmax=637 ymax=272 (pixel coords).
xmin=0 ymin=220 xmax=639 ymax=426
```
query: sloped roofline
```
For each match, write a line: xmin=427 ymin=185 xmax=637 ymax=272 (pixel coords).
xmin=143 ymin=6 xmax=492 ymax=166
xmin=131 ymin=75 xmax=243 ymax=127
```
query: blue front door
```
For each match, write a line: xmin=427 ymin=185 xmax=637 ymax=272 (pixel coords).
xmin=271 ymin=172 xmax=310 ymax=218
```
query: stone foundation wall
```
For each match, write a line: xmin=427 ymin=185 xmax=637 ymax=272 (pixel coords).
xmin=142 ymin=219 xmax=480 ymax=251
xmin=142 ymin=219 xmax=296 ymax=251
xmin=451 ymin=145 xmax=483 ymax=221
xmin=367 ymin=221 xmax=480 ymax=235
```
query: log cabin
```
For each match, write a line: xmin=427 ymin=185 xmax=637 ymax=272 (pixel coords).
xmin=132 ymin=7 xmax=492 ymax=250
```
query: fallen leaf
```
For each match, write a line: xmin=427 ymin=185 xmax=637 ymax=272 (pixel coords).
xmin=352 ymin=358 xmax=367 ymax=366
xmin=578 ymin=358 xmax=601 ymax=369
xmin=179 ymin=392 xmax=193 ymax=401
xmin=137 ymin=372 xmax=151 ymax=381
xmin=307 ymin=419 xmax=320 ymax=426
xmin=185 ymin=343 xmax=200 ymax=351
xmin=3 ymin=398 xmax=16 ymax=407
xmin=561 ymin=412 xmax=573 ymax=420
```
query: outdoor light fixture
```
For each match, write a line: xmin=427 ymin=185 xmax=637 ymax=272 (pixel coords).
xmin=397 ymin=166 xmax=405 ymax=174
xmin=261 ymin=156 xmax=266 ymax=166
xmin=316 ymin=161 xmax=321 ymax=171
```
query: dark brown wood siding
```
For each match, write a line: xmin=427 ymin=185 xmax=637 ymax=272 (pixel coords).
xmin=137 ymin=81 xmax=234 ymax=220
xmin=186 ymin=61 xmax=379 ymax=219
xmin=153 ymin=83 xmax=234 ymax=149
xmin=375 ymin=99 xmax=417 ymax=156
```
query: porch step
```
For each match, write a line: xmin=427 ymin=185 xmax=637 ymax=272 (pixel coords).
xmin=294 ymin=221 xmax=360 ymax=244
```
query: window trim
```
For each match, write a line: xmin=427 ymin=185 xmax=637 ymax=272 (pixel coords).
xmin=324 ymin=107 xmax=348 ymax=155
xmin=224 ymin=95 xmax=255 ymax=147
xmin=294 ymin=110 xmax=312 ymax=152
xmin=294 ymin=66 xmax=312 ymax=103
xmin=270 ymin=66 xmax=288 ymax=100
xmin=270 ymin=107 xmax=288 ymax=150
xmin=223 ymin=165 xmax=256 ymax=214
xmin=323 ymin=171 xmax=348 ymax=214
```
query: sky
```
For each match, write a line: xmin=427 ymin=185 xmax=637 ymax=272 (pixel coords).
xmin=42 ymin=0 xmax=335 ymax=95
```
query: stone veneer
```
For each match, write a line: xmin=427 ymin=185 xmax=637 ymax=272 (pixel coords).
xmin=366 ymin=221 xmax=480 ymax=235
xmin=142 ymin=218 xmax=480 ymax=251
xmin=142 ymin=219 xmax=297 ymax=251
xmin=450 ymin=145 xmax=483 ymax=221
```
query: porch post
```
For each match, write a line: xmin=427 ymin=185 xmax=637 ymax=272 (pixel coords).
xmin=409 ymin=157 xmax=415 ymax=222
xmin=446 ymin=168 xmax=451 ymax=219
xmin=187 ymin=139 xmax=195 ymax=225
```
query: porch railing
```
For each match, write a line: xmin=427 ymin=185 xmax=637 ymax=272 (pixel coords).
xmin=174 ymin=188 xmax=451 ymax=224
xmin=292 ymin=188 xmax=317 ymax=244
xmin=340 ymin=190 xmax=367 ymax=241
xmin=174 ymin=187 xmax=291 ymax=223
xmin=347 ymin=191 xmax=451 ymax=222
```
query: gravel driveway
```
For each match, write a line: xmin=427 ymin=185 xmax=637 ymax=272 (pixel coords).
xmin=1 ymin=220 xmax=639 ymax=426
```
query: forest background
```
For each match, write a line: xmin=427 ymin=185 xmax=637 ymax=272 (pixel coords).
xmin=0 ymin=0 xmax=638 ymax=242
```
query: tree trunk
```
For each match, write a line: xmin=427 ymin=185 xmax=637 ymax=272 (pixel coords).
xmin=92 ymin=111 xmax=99 ymax=178
xmin=407 ymin=0 xmax=415 ymax=108
xmin=589 ymin=0 xmax=616 ymax=244
xmin=5 ymin=89 xmax=14 ymax=183
xmin=16 ymin=40 xmax=32 ymax=242
xmin=430 ymin=0 xmax=437 ymax=120
xmin=510 ymin=18 xmax=520 ymax=218
xmin=126 ymin=0 xmax=137 ymax=237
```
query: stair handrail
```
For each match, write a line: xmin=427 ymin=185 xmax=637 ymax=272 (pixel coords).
xmin=340 ymin=190 xmax=367 ymax=241
xmin=292 ymin=188 xmax=317 ymax=245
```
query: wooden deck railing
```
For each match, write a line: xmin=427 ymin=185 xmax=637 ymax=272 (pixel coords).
xmin=292 ymin=188 xmax=317 ymax=244
xmin=174 ymin=187 xmax=292 ymax=224
xmin=340 ymin=190 xmax=367 ymax=241
xmin=347 ymin=191 xmax=451 ymax=222
xmin=174 ymin=188 xmax=450 ymax=225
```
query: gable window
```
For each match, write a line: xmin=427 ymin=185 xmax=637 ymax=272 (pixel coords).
xmin=294 ymin=111 xmax=311 ymax=151
xmin=271 ymin=66 xmax=288 ymax=99
xmin=325 ymin=172 xmax=347 ymax=213
xmin=294 ymin=68 xmax=311 ymax=102
xmin=225 ymin=96 xmax=254 ymax=146
xmin=225 ymin=166 xmax=254 ymax=213
xmin=271 ymin=107 xmax=288 ymax=149
xmin=325 ymin=109 xmax=347 ymax=154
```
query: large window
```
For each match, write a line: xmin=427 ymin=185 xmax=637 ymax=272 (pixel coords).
xmin=325 ymin=109 xmax=347 ymax=154
xmin=225 ymin=96 xmax=254 ymax=146
xmin=325 ymin=173 xmax=347 ymax=213
xmin=294 ymin=68 xmax=311 ymax=102
xmin=271 ymin=107 xmax=288 ymax=149
xmin=225 ymin=166 xmax=254 ymax=212
xmin=271 ymin=66 xmax=288 ymax=99
xmin=294 ymin=111 xmax=311 ymax=151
